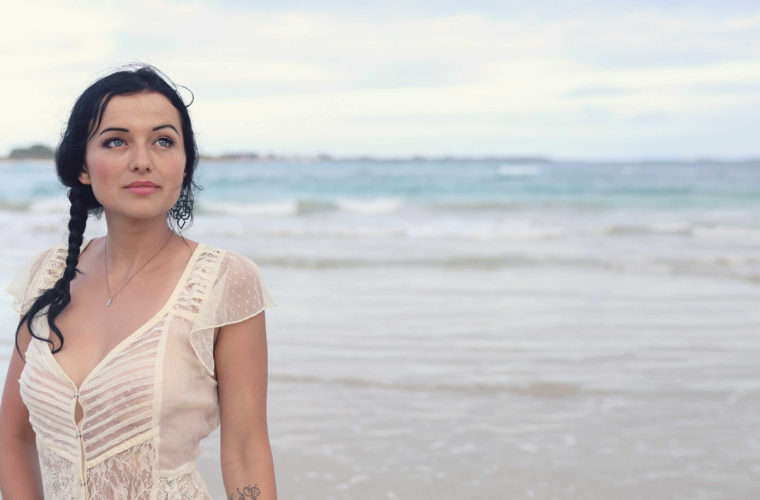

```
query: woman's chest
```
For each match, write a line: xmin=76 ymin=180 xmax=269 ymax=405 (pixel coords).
xmin=18 ymin=317 xmax=168 ymax=461
xmin=24 ymin=311 xmax=173 ymax=399
xmin=53 ymin=267 xmax=186 ymax=389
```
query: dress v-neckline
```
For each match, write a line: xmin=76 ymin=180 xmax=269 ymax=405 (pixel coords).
xmin=43 ymin=240 xmax=204 ymax=394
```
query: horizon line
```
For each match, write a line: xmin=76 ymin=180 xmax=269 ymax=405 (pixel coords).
xmin=2 ymin=144 xmax=759 ymax=164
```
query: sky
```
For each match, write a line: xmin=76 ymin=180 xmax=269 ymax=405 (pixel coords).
xmin=1 ymin=0 xmax=759 ymax=159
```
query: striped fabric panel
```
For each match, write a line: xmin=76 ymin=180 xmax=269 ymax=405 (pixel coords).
xmin=19 ymin=341 xmax=80 ymax=461
xmin=80 ymin=318 xmax=166 ymax=466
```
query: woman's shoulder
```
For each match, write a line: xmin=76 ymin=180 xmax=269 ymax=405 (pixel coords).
xmin=191 ymin=242 xmax=271 ymax=303
xmin=23 ymin=243 xmax=70 ymax=275
xmin=187 ymin=241 xmax=275 ymax=326
xmin=39 ymin=239 xmax=101 ymax=273
xmin=6 ymin=244 xmax=68 ymax=314
xmin=194 ymin=241 xmax=265 ymax=276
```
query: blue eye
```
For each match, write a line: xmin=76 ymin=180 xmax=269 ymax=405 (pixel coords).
xmin=104 ymin=137 xmax=124 ymax=148
xmin=157 ymin=137 xmax=174 ymax=147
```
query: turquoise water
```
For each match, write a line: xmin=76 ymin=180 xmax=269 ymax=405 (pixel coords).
xmin=4 ymin=159 xmax=759 ymax=209
xmin=198 ymin=159 xmax=760 ymax=209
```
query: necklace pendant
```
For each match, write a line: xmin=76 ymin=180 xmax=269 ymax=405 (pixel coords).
xmin=106 ymin=297 xmax=113 ymax=307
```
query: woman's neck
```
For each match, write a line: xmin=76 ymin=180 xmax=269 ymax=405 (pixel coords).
xmin=103 ymin=215 xmax=176 ymax=271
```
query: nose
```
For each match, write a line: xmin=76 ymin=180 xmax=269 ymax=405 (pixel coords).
xmin=129 ymin=144 xmax=152 ymax=172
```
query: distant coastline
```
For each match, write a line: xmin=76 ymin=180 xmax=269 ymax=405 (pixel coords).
xmin=0 ymin=144 xmax=551 ymax=163
xmin=198 ymin=152 xmax=553 ymax=163
xmin=1 ymin=144 xmax=758 ymax=164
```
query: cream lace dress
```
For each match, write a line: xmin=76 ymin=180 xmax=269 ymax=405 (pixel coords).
xmin=6 ymin=242 xmax=276 ymax=499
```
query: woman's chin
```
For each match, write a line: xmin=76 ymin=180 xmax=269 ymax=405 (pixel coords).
xmin=102 ymin=207 xmax=174 ymax=225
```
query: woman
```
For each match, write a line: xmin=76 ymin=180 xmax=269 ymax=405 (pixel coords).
xmin=0 ymin=65 xmax=277 ymax=499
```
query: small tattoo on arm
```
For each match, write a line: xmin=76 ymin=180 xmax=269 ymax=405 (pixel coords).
xmin=229 ymin=484 xmax=261 ymax=499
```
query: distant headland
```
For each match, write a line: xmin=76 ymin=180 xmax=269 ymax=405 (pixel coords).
xmin=6 ymin=144 xmax=55 ymax=159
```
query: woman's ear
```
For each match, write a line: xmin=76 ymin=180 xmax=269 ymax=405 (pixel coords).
xmin=79 ymin=168 xmax=91 ymax=185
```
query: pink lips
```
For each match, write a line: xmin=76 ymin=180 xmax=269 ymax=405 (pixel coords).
xmin=125 ymin=181 xmax=159 ymax=195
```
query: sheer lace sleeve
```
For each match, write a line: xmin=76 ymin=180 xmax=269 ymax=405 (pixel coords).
xmin=189 ymin=250 xmax=276 ymax=377
xmin=5 ymin=247 xmax=58 ymax=315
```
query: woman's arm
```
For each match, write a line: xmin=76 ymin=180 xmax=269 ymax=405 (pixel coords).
xmin=0 ymin=320 xmax=44 ymax=499
xmin=215 ymin=310 xmax=276 ymax=500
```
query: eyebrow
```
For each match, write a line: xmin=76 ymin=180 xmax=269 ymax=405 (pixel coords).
xmin=97 ymin=124 xmax=180 ymax=136
xmin=98 ymin=127 xmax=128 ymax=136
xmin=152 ymin=124 xmax=180 ymax=134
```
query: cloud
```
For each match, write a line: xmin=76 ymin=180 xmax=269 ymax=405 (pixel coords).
xmin=566 ymin=86 xmax=632 ymax=98
xmin=1 ymin=1 xmax=760 ymax=157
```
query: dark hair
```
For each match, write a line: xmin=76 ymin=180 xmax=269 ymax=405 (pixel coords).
xmin=16 ymin=64 xmax=200 ymax=356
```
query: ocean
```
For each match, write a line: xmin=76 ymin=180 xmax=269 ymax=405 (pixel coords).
xmin=0 ymin=158 xmax=758 ymax=499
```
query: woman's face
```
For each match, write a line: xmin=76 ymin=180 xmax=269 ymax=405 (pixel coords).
xmin=81 ymin=91 xmax=186 ymax=223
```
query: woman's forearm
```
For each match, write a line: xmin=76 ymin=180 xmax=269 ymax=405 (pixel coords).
xmin=0 ymin=436 xmax=44 ymax=499
xmin=222 ymin=449 xmax=277 ymax=500
xmin=216 ymin=312 xmax=277 ymax=500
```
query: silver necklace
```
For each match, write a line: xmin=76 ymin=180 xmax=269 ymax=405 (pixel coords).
xmin=104 ymin=231 xmax=173 ymax=307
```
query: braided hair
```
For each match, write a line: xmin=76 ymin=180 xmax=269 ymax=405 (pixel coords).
xmin=15 ymin=64 xmax=199 ymax=356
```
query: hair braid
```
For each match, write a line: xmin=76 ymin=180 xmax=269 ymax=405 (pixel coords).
xmin=15 ymin=185 xmax=89 ymax=356
xmin=61 ymin=187 xmax=87 ymax=284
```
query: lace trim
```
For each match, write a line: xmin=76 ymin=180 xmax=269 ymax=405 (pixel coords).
xmin=41 ymin=245 xmax=68 ymax=288
xmin=86 ymin=440 xmax=155 ymax=500
xmin=157 ymin=470 xmax=212 ymax=499
xmin=38 ymin=438 xmax=211 ymax=499
xmin=37 ymin=439 xmax=80 ymax=500
xmin=171 ymin=245 xmax=223 ymax=320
